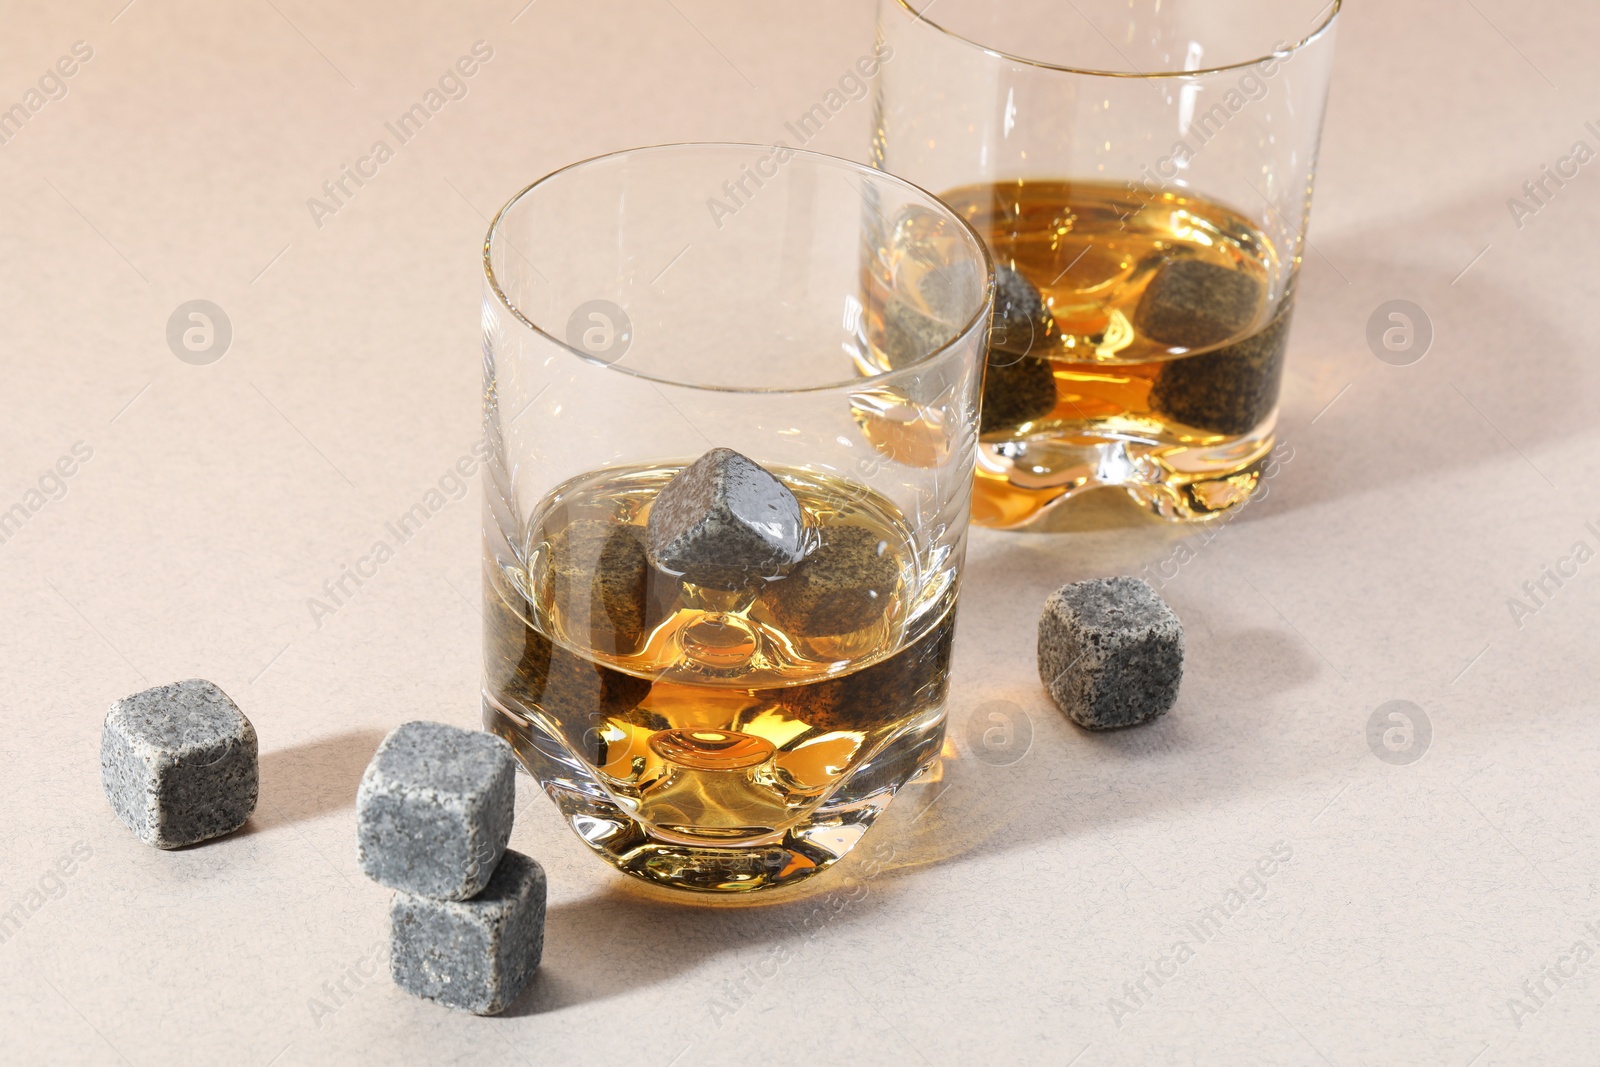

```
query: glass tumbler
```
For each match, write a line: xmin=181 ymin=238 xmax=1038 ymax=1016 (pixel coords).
xmin=481 ymin=144 xmax=993 ymax=892
xmin=873 ymin=0 xmax=1340 ymax=526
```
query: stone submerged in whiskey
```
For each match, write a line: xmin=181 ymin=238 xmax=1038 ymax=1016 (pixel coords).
xmin=1134 ymin=256 xmax=1288 ymax=437
xmin=1133 ymin=257 xmax=1262 ymax=351
xmin=484 ymin=459 xmax=957 ymax=888
xmin=539 ymin=518 xmax=664 ymax=656
xmin=937 ymin=178 xmax=1295 ymax=524
xmin=1149 ymin=300 xmax=1293 ymax=437
xmin=979 ymin=265 xmax=1059 ymax=436
xmin=990 ymin=263 xmax=1054 ymax=354
xmin=881 ymin=297 xmax=958 ymax=372
xmin=766 ymin=524 xmax=901 ymax=637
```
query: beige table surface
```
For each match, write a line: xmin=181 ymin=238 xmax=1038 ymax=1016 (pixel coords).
xmin=2 ymin=1 xmax=1597 ymax=1063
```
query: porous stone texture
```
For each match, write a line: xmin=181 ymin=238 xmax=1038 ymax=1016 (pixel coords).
xmin=990 ymin=265 xmax=1051 ymax=355
xmin=882 ymin=298 xmax=958 ymax=370
xmin=981 ymin=348 xmax=1059 ymax=436
xmin=645 ymin=448 xmax=806 ymax=589
xmin=765 ymin=525 xmax=901 ymax=636
xmin=390 ymin=850 xmax=547 ymax=1015
xmin=1151 ymin=303 xmax=1293 ymax=436
xmin=981 ymin=266 xmax=1058 ymax=435
xmin=100 ymin=679 xmax=258 ymax=849
xmin=538 ymin=517 xmax=669 ymax=655
xmin=1038 ymin=577 xmax=1184 ymax=730
xmin=915 ymin=258 xmax=986 ymax=318
xmin=357 ymin=721 xmax=516 ymax=901
xmin=1133 ymin=257 xmax=1262 ymax=350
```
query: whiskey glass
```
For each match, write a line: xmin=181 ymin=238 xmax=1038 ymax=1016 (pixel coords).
xmin=481 ymin=144 xmax=993 ymax=892
xmin=874 ymin=0 xmax=1340 ymax=526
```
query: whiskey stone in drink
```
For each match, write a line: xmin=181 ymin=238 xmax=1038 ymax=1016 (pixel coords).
xmin=915 ymin=259 xmax=985 ymax=317
xmin=893 ymin=202 xmax=983 ymax=321
xmin=990 ymin=265 xmax=1051 ymax=355
xmin=357 ymin=721 xmax=516 ymax=900
xmin=1134 ymin=257 xmax=1262 ymax=350
xmin=778 ymin=609 xmax=956 ymax=733
xmin=646 ymin=447 xmax=806 ymax=589
xmin=766 ymin=525 xmax=900 ymax=636
xmin=982 ymin=266 xmax=1058 ymax=435
xmin=485 ymin=588 xmax=659 ymax=761
xmin=1150 ymin=303 xmax=1292 ymax=436
xmin=981 ymin=349 xmax=1058 ymax=435
xmin=882 ymin=298 xmax=957 ymax=370
xmin=541 ymin=518 xmax=665 ymax=655
xmin=390 ymin=849 xmax=546 ymax=1015
xmin=100 ymin=679 xmax=258 ymax=849
xmin=1038 ymin=576 xmax=1183 ymax=730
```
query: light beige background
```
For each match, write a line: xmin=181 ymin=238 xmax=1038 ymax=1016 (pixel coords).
xmin=1 ymin=1 xmax=1596 ymax=1063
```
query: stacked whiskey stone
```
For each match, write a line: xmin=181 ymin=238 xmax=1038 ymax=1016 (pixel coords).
xmin=356 ymin=721 xmax=545 ymax=1015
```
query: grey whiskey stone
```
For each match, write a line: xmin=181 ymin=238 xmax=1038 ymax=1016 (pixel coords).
xmin=776 ymin=608 xmax=956 ymax=734
xmin=887 ymin=263 xmax=1055 ymax=361
xmin=539 ymin=518 xmax=667 ymax=655
xmin=1038 ymin=577 xmax=1184 ymax=730
xmin=982 ymin=266 xmax=1058 ymax=436
xmin=882 ymin=298 xmax=958 ymax=370
xmin=981 ymin=348 xmax=1058 ymax=436
xmin=390 ymin=849 xmax=547 ymax=1015
xmin=357 ymin=721 xmax=516 ymax=900
xmin=915 ymin=258 xmax=985 ymax=319
xmin=646 ymin=447 xmax=806 ymax=589
xmin=766 ymin=525 xmax=900 ymax=636
xmin=990 ymin=265 xmax=1051 ymax=356
xmin=1151 ymin=302 xmax=1292 ymax=436
xmin=100 ymin=679 xmax=259 ymax=849
xmin=893 ymin=202 xmax=984 ymax=321
xmin=1134 ymin=257 xmax=1262 ymax=350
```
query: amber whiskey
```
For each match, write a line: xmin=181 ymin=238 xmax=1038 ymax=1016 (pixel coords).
xmin=940 ymin=179 xmax=1293 ymax=526
xmin=483 ymin=463 xmax=954 ymax=892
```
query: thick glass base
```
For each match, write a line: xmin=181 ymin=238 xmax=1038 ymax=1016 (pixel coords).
xmin=484 ymin=693 xmax=946 ymax=893
xmin=971 ymin=412 xmax=1277 ymax=529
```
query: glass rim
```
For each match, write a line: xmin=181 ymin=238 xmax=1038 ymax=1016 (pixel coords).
xmin=891 ymin=0 xmax=1341 ymax=79
xmin=483 ymin=141 xmax=996 ymax=396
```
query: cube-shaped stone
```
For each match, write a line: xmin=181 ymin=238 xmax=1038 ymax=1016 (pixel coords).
xmin=645 ymin=447 xmax=806 ymax=589
xmin=101 ymin=679 xmax=259 ymax=849
xmin=981 ymin=347 xmax=1058 ymax=435
xmin=976 ymin=266 xmax=1058 ymax=435
xmin=766 ymin=525 xmax=901 ymax=637
xmin=1038 ymin=577 xmax=1184 ymax=730
xmin=1150 ymin=303 xmax=1292 ymax=436
xmin=990 ymin=265 xmax=1053 ymax=356
xmin=390 ymin=850 xmax=547 ymax=1015
xmin=539 ymin=517 xmax=670 ymax=656
xmin=1134 ymin=257 xmax=1262 ymax=350
xmin=882 ymin=298 xmax=958 ymax=370
xmin=357 ymin=721 xmax=515 ymax=900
